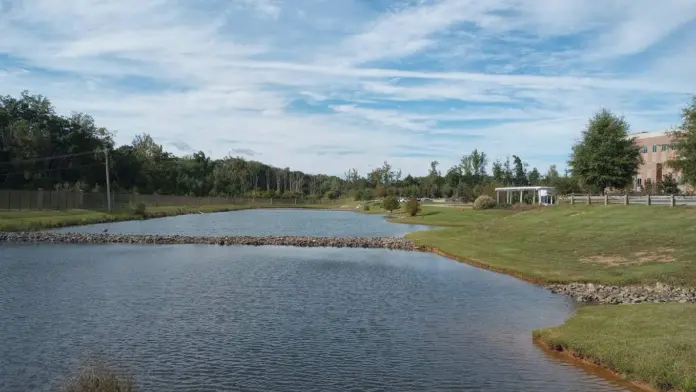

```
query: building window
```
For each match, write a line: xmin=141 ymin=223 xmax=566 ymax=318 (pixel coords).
xmin=678 ymin=176 xmax=683 ymax=185
xmin=653 ymin=144 xmax=658 ymax=152
xmin=662 ymin=144 xmax=668 ymax=152
xmin=636 ymin=178 xmax=642 ymax=186
xmin=640 ymin=146 xmax=648 ymax=153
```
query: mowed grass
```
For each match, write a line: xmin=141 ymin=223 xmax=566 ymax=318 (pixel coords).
xmin=406 ymin=205 xmax=696 ymax=286
xmin=534 ymin=304 xmax=696 ymax=392
xmin=0 ymin=203 xmax=335 ymax=231
xmin=403 ymin=204 xmax=696 ymax=391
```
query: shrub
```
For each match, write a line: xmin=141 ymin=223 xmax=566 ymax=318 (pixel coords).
xmin=382 ymin=195 xmax=400 ymax=215
xmin=60 ymin=364 xmax=137 ymax=392
xmin=473 ymin=195 xmax=496 ymax=210
xmin=405 ymin=196 xmax=421 ymax=216
xmin=324 ymin=190 xmax=337 ymax=200
xmin=133 ymin=202 xmax=147 ymax=217
xmin=363 ymin=204 xmax=370 ymax=211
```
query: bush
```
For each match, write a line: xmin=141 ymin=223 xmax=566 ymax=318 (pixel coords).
xmin=324 ymin=190 xmax=337 ymax=200
xmin=60 ymin=364 xmax=137 ymax=392
xmin=363 ymin=204 xmax=370 ymax=211
xmin=133 ymin=202 xmax=147 ymax=217
xmin=382 ymin=195 xmax=400 ymax=215
xmin=473 ymin=195 xmax=496 ymax=210
xmin=405 ymin=196 xmax=421 ymax=216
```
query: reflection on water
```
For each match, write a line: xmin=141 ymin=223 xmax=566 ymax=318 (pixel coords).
xmin=0 ymin=244 xmax=630 ymax=391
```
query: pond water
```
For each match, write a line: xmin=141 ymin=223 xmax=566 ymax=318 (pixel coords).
xmin=52 ymin=209 xmax=430 ymax=237
xmin=1 ymin=210 xmax=632 ymax=391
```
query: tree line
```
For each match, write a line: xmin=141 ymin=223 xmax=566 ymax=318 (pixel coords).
xmin=569 ymin=96 xmax=696 ymax=196
xmin=2 ymin=90 xmax=695 ymax=201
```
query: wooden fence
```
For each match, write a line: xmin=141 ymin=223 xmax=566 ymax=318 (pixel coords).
xmin=0 ymin=189 xmax=342 ymax=211
xmin=560 ymin=194 xmax=696 ymax=207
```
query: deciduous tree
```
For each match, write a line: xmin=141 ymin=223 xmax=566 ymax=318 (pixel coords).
xmin=382 ymin=195 xmax=400 ymax=215
xmin=569 ymin=109 xmax=642 ymax=194
xmin=667 ymin=96 xmax=696 ymax=187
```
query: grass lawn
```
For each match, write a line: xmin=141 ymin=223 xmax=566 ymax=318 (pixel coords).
xmin=405 ymin=205 xmax=696 ymax=287
xmin=397 ymin=204 xmax=696 ymax=391
xmin=534 ymin=304 xmax=696 ymax=392
xmin=0 ymin=203 xmax=335 ymax=231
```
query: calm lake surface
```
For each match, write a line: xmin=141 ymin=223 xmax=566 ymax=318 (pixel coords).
xmin=1 ymin=210 xmax=631 ymax=391
xmin=52 ymin=209 xmax=430 ymax=237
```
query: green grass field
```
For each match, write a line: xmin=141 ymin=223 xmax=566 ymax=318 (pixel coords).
xmin=394 ymin=203 xmax=696 ymax=391
xmin=404 ymin=205 xmax=696 ymax=287
xmin=0 ymin=203 xmax=333 ymax=231
xmin=534 ymin=304 xmax=696 ymax=392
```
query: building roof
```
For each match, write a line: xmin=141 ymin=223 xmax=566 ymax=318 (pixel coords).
xmin=494 ymin=186 xmax=554 ymax=191
xmin=630 ymin=130 xmax=670 ymax=139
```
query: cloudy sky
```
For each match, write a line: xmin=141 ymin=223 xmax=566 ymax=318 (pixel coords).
xmin=1 ymin=0 xmax=695 ymax=176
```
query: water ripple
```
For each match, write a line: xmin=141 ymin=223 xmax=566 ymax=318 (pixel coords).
xmin=0 ymin=244 xmax=630 ymax=391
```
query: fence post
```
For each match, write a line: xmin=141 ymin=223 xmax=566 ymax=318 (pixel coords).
xmin=38 ymin=188 xmax=44 ymax=210
xmin=671 ymin=194 xmax=676 ymax=207
xmin=570 ymin=194 xmax=575 ymax=205
xmin=604 ymin=194 xmax=608 ymax=206
xmin=624 ymin=193 xmax=629 ymax=205
xmin=587 ymin=194 xmax=591 ymax=205
xmin=647 ymin=194 xmax=651 ymax=206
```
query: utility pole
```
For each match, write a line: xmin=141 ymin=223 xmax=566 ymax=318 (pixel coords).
xmin=104 ymin=148 xmax=111 ymax=212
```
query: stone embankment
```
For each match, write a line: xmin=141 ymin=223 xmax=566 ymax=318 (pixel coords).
xmin=546 ymin=282 xmax=696 ymax=304
xmin=0 ymin=232 xmax=415 ymax=250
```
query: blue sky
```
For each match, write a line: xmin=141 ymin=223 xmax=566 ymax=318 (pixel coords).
xmin=1 ymin=0 xmax=696 ymax=177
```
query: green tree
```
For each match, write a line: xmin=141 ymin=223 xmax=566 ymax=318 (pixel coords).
xmin=667 ymin=96 xmax=696 ymax=187
xmin=324 ymin=190 xmax=337 ymax=200
xmin=544 ymin=165 xmax=560 ymax=185
xmin=569 ymin=109 xmax=642 ymax=194
xmin=502 ymin=156 xmax=514 ymax=185
xmin=527 ymin=167 xmax=541 ymax=185
xmin=405 ymin=196 xmax=421 ymax=216
xmin=512 ymin=155 xmax=528 ymax=186
xmin=657 ymin=173 xmax=680 ymax=195
xmin=382 ymin=195 xmax=400 ymax=215
xmin=460 ymin=149 xmax=487 ymax=185
xmin=491 ymin=159 xmax=504 ymax=183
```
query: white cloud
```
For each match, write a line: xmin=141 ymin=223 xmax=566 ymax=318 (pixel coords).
xmin=1 ymin=0 xmax=695 ymax=177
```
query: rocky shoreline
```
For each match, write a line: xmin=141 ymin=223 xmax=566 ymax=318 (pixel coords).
xmin=0 ymin=232 xmax=415 ymax=250
xmin=5 ymin=232 xmax=695 ymax=305
xmin=545 ymin=282 xmax=696 ymax=304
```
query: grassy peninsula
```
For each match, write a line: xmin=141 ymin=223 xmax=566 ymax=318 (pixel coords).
xmin=0 ymin=202 xmax=337 ymax=232
xmin=390 ymin=204 xmax=696 ymax=392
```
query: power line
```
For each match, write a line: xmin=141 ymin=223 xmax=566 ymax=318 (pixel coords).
xmin=0 ymin=150 xmax=103 ymax=166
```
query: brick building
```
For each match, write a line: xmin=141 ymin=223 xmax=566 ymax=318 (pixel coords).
xmin=631 ymin=131 xmax=682 ymax=191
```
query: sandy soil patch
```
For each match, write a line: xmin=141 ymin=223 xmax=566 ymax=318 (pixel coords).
xmin=581 ymin=248 xmax=675 ymax=266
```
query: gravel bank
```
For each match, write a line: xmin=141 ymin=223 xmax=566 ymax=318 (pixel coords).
xmin=546 ymin=282 xmax=696 ymax=304
xmin=0 ymin=231 xmax=415 ymax=250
